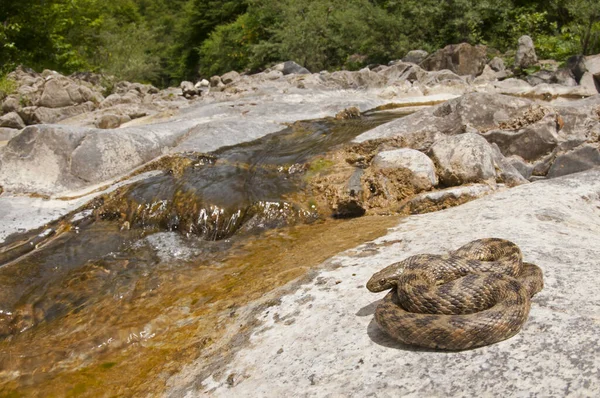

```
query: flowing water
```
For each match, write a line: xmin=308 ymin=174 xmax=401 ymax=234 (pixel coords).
xmin=0 ymin=110 xmax=407 ymax=396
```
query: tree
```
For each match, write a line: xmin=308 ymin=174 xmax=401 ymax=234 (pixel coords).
xmin=565 ymin=0 xmax=600 ymax=54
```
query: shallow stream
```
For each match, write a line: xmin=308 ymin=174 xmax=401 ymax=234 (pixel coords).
xmin=0 ymin=109 xmax=406 ymax=396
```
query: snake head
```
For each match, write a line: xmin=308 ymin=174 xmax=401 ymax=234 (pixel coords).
xmin=366 ymin=262 xmax=403 ymax=292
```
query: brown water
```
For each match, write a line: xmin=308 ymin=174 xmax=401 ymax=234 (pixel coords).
xmin=0 ymin=111 xmax=405 ymax=397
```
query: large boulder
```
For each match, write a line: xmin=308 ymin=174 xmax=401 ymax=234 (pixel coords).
xmin=18 ymin=102 xmax=96 ymax=125
xmin=210 ymin=76 xmax=223 ymax=87
xmin=567 ymin=55 xmax=587 ymax=83
xmin=376 ymin=62 xmax=412 ymax=81
xmin=100 ymin=93 xmax=141 ymax=109
xmin=1 ymin=96 xmax=20 ymax=114
xmin=579 ymin=72 xmax=599 ymax=94
xmin=0 ymin=128 xmax=20 ymax=142
xmin=420 ymin=69 xmax=464 ymax=86
xmin=554 ymin=96 xmax=600 ymax=141
xmin=547 ymin=144 xmax=600 ymax=178
xmin=322 ymin=69 xmax=387 ymax=90
xmin=372 ymin=148 xmax=438 ymax=190
xmin=507 ymin=155 xmax=534 ymax=180
xmin=420 ymin=43 xmax=488 ymax=76
xmin=181 ymin=81 xmax=201 ymax=98
xmin=489 ymin=143 xmax=529 ymax=186
xmin=514 ymin=35 xmax=537 ymax=70
xmin=481 ymin=112 xmax=560 ymax=161
xmin=582 ymin=54 xmax=600 ymax=93
xmin=0 ymin=112 xmax=25 ymax=130
xmin=585 ymin=53 xmax=600 ymax=77
xmin=38 ymin=79 xmax=75 ymax=108
xmin=0 ymin=125 xmax=91 ymax=194
xmin=428 ymin=132 xmax=496 ymax=186
xmin=220 ymin=71 xmax=241 ymax=85
xmin=526 ymin=70 xmax=555 ymax=86
xmin=553 ymin=68 xmax=578 ymax=87
xmin=273 ymin=61 xmax=311 ymax=75
xmin=355 ymin=93 xmax=532 ymax=144
xmin=488 ymin=57 xmax=506 ymax=72
xmin=472 ymin=65 xmax=499 ymax=85
xmin=0 ymin=124 xmax=186 ymax=195
xmin=402 ymin=50 xmax=429 ymax=65
xmin=94 ymin=114 xmax=131 ymax=129
xmin=398 ymin=64 xmax=428 ymax=83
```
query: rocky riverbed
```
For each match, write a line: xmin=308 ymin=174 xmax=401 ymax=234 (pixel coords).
xmin=1 ymin=43 xmax=600 ymax=396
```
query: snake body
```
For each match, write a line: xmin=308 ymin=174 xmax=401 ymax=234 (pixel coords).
xmin=366 ymin=238 xmax=543 ymax=350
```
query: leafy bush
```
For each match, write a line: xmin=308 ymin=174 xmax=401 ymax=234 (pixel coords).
xmin=199 ymin=13 xmax=255 ymax=77
xmin=90 ymin=19 xmax=161 ymax=83
xmin=0 ymin=74 xmax=17 ymax=101
xmin=2 ymin=0 xmax=599 ymax=85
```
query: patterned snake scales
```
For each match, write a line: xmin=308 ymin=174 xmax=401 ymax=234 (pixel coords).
xmin=366 ymin=238 xmax=544 ymax=350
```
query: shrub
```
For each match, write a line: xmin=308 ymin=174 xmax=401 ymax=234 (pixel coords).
xmin=199 ymin=13 xmax=255 ymax=77
xmin=0 ymin=74 xmax=17 ymax=101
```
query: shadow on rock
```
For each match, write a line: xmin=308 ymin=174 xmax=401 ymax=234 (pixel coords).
xmin=365 ymin=309 xmax=450 ymax=353
xmin=355 ymin=299 xmax=381 ymax=317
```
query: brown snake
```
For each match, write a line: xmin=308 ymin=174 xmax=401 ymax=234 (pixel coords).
xmin=366 ymin=238 xmax=544 ymax=350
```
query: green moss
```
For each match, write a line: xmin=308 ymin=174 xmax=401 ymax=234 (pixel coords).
xmin=522 ymin=65 xmax=541 ymax=75
xmin=308 ymin=159 xmax=334 ymax=175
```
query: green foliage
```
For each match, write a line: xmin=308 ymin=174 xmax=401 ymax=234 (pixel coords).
xmin=564 ymin=0 xmax=600 ymax=55
xmin=0 ymin=74 xmax=18 ymax=101
xmin=177 ymin=0 xmax=248 ymax=79
xmin=93 ymin=19 xmax=161 ymax=82
xmin=1 ymin=0 xmax=599 ymax=85
xmin=199 ymin=13 xmax=255 ymax=76
xmin=245 ymin=0 xmax=408 ymax=73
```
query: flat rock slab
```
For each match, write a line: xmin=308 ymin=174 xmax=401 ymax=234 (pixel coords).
xmin=0 ymin=171 xmax=160 ymax=243
xmin=1 ymin=90 xmax=426 ymax=196
xmin=184 ymin=168 xmax=600 ymax=397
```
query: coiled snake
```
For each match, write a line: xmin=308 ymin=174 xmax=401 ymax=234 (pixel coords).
xmin=366 ymin=238 xmax=543 ymax=350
